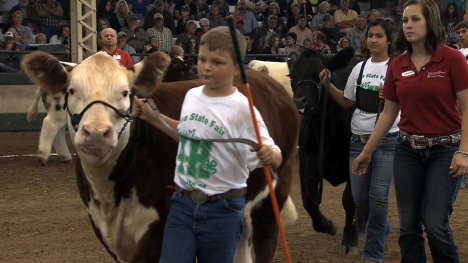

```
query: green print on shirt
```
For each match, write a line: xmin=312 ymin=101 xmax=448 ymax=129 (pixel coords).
xmin=177 ymin=137 xmax=217 ymax=179
xmin=179 ymin=113 xmax=226 ymax=135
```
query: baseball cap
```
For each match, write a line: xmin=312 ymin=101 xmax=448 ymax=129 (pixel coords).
xmin=117 ymin=31 xmax=127 ymax=38
xmin=186 ymin=20 xmax=196 ymax=29
xmin=5 ymin=31 xmax=14 ymax=39
xmin=322 ymin=14 xmax=331 ymax=21
xmin=154 ymin=0 xmax=164 ymax=6
xmin=154 ymin=13 xmax=164 ymax=20
xmin=235 ymin=16 xmax=244 ymax=23
xmin=127 ymin=13 xmax=138 ymax=20
xmin=181 ymin=5 xmax=190 ymax=12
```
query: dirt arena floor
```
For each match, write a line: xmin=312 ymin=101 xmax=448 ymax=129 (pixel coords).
xmin=1 ymin=132 xmax=468 ymax=263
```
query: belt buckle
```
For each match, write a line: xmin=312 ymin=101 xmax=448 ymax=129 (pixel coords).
xmin=410 ymin=135 xmax=426 ymax=149
xmin=191 ymin=190 xmax=207 ymax=204
xmin=450 ymin=133 xmax=461 ymax=143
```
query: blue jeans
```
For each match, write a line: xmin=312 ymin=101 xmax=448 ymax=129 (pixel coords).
xmin=394 ymin=133 xmax=461 ymax=263
xmin=0 ymin=63 xmax=19 ymax=73
xmin=159 ymin=190 xmax=245 ymax=263
xmin=350 ymin=132 xmax=397 ymax=263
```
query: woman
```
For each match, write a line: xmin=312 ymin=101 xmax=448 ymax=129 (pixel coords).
xmin=97 ymin=18 xmax=110 ymax=49
xmin=126 ymin=0 xmax=151 ymax=18
xmin=337 ymin=36 xmax=351 ymax=51
xmin=265 ymin=2 xmax=287 ymax=35
xmin=352 ymin=0 xmax=468 ymax=262
xmin=50 ymin=25 xmax=71 ymax=53
xmin=283 ymin=32 xmax=300 ymax=61
xmin=367 ymin=9 xmax=381 ymax=24
xmin=115 ymin=0 xmax=132 ymax=28
xmin=97 ymin=0 xmax=121 ymax=32
xmin=442 ymin=2 xmax=461 ymax=44
xmin=320 ymin=17 xmax=398 ymax=263
xmin=261 ymin=33 xmax=283 ymax=62
xmin=8 ymin=11 xmax=35 ymax=45
xmin=185 ymin=37 xmax=199 ymax=73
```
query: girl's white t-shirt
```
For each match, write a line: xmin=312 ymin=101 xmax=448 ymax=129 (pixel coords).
xmin=344 ymin=58 xmax=400 ymax=135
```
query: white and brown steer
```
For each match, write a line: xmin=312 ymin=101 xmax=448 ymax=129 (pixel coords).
xmin=23 ymin=51 xmax=299 ymax=263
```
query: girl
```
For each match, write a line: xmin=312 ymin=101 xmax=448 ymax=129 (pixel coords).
xmin=115 ymin=0 xmax=132 ymax=28
xmin=320 ymin=17 xmax=398 ymax=263
xmin=97 ymin=0 xmax=121 ymax=32
xmin=262 ymin=33 xmax=283 ymax=62
xmin=442 ymin=2 xmax=461 ymax=45
xmin=185 ymin=37 xmax=199 ymax=73
xmin=337 ymin=36 xmax=351 ymax=51
xmin=352 ymin=0 xmax=468 ymax=262
xmin=97 ymin=18 xmax=111 ymax=49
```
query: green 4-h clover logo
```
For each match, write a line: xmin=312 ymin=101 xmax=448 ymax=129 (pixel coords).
xmin=201 ymin=159 xmax=217 ymax=176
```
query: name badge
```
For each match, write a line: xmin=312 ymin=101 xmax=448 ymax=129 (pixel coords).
xmin=113 ymin=54 xmax=121 ymax=60
xmin=402 ymin=70 xmax=415 ymax=79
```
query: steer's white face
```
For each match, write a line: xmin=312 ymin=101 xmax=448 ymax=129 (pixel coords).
xmin=66 ymin=52 xmax=132 ymax=165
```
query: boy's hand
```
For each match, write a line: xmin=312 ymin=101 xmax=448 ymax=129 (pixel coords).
xmin=250 ymin=145 xmax=282 ymax=170
xmin=132 ymin=96 xmax=157 ymax=121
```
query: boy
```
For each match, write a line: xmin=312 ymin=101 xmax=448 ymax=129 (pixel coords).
xmin=132 ymin=26 xmax=282 ymax=262
xmin=168 ymin=44 xmax=184 ymax=59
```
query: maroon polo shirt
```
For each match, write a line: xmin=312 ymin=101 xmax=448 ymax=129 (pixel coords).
xmin=95 ymin=47 xmax=134 ymax=67
xmin=384 ymin=44 xmax=468 ymax=136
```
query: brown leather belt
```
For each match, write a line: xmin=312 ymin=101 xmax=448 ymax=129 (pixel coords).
xmin=399 ymin=130 xmax=461 ymax=149
xmin=176 ymin=186 xmax=246 ymax=204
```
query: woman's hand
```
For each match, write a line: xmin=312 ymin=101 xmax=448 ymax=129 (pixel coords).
xmin=319 ymin=68 xmax=329 ymax=85
xmin=351 ymin=152 xmax=372 ymax=176
xmin=450 ymin=152 xmax=468 ymax=177
xmin=378 ymin=82 xmax=384 ymax=99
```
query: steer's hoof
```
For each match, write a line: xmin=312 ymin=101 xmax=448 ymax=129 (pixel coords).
xmin=340 ymin=245 xmax=359 ymax=255
xmin=38 ymin=157 xmax=46 ymax=166
xmin=62 ymin=158 xmax=74 ymax=164
xmin=329 ymin=221 xmax=337 ymax=235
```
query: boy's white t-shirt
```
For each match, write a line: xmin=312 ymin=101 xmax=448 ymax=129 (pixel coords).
xmin=460 ymin=48 xmax=468 ymax=62
xmin=344 ymin=58 xmax=400 ymax=135
xmin=174 ymin=86 xmax=280 ymax=195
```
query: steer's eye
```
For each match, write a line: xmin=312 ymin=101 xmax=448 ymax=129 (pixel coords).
xmin=68 ymin=89 xmax=75 ymax=95
xmin=122 ymin=91 xmax=129 ymax=97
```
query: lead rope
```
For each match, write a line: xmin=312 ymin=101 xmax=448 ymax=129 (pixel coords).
xmin=352 ymin=55 xmax=393 ymax=226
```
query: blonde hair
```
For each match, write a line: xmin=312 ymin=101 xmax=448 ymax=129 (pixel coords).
xmin=115 ymin=0 xmax=131 ymax=19
xmin=200 ymin=26 xmax=246 ymax=66
xmin=169 ymin=45 xmax=184 ymax=59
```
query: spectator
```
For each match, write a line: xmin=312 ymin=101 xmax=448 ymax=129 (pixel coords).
xmin=235 ymin=15 xmax=247 ymax=34
xmin=195 ymin=0 xmax=209 ymax=18
xmin=96 ymin=28 xmax=134 ymax=66
xmin=0 ymin=31 xmax=24 ymax=73
xmin=311 ymin=1 xmax=335 ymax=32
xmin=347 ymin=14 xmax=366 ymax=50
xmin=255 ymin=15 xmax=283 ymax=49
xmin=114 ymin=0 xmax=131 ymax=28
xmin=197 ymin=18 xmax=210 ymax=39
xmin=35 ymin=32 xmax=46 ymax=43
xmin=9 ymin=0 xmax=41 ymax=34
xmin=287 ymin=0 xmax=313 ymax=21
xmin=247 ymin=0 xmax=267 ymax=21
xmin=176 ymin=20 xmax=199 ymax=50
xmin=169 ymin=44 xmax=184 ymax=59
xmin=164 ymin=0 xmax=175 ymax=16
xmin=8 ymin=11 xmax=35 ymax=44
xmin=49 ymin=24 xmax=70 ymax=52
xmin=455 ymin=20 xmax=468 ymax=58
xmin=287 ymin=3 xmax=301 ymax=31
xmin=97 ymin=0 xmax=121 ymax=32
xmin=366 ymin=9 xmax=381 ymax=24
xmin=174 ymin=0 xmax=197 ymax=20
xmin=117 ymin=31 xmax=140 ymax=64
xmin=271 ymin=0 xmax=288 ymax=19
xmin=144 ymin=0 xmax=175 ymax=34
xmin=34 ymin=0 xmax=63 ymax=41
xmin=0 ymin=0 xmax=19 ymax=14
xmin=453 ymin=0 xmax=466 ymax=17
xmin=300 ymin=37 xmax=313 ymax=51
xmin=265 ymin=2 xmax=286 ymax=35
xmin=334 ymin=0 xmax=358 ymax=33
xmin=288 ymin=14 xmax=313 ymax=49
xmin=185 ymin=36 xmax=198 ymax=72
xmin=336 ymin=35 xmax=350 ymax=51
xmin=358 ymin=33 xmax=370 ymax=58
xmin=231 ymin=0 xmax=260 ymax=35
xmin=443 ymin=2 xmax=461 ymax=45
xmin=149 ymin=36 xmax=159 ymax=52
xmin=141 ymin=42 xmax=153 ymax=59
xmin=207 ymin=5 xmax=224 ymax=28
xmin=318 ymin=14 xmax=342 ymax=52
xmin=126 ymin=0 xmax=150 ymax=18
xmin=313 ymin=31 xmax=331 ymax=54
xmin=97 ymin=18 xmax=110 ymax=49
xmin=261 ymin=32 xmax=283 ymax=62
xmin=212 ymin=0 xmax=229 ymax=19
xmin=121 ymin=13 xmax=149 ymax=52
xmin=244 ymin=31 xmax=260 ymax=64
xmin=146 ymin=13 xmax=173 ymax=54
xmin=324 ymin=0 xmax=341 ymax=14
xmin=175 ymin=5 xmax=191 ymax=35
xmin=283 ymin=31 xmax=301 ymax=61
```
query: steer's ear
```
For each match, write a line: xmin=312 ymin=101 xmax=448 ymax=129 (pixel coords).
xmin=22 ymin=51 xmax=70 ymax=94
xmin=127 ymin=51 xmax=170 ymax=97
xmin=325 ymin=47 xmax=355 ymax=72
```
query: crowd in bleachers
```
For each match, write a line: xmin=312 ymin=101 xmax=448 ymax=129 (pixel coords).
xmin=0 ymin=0 xmax=467 ymax=73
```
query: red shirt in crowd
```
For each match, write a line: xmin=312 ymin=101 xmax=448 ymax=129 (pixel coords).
xmin=384 ymin=44 xmax=468 ymax=136
xmin=95 ymin=47 xmax=134 ymax=67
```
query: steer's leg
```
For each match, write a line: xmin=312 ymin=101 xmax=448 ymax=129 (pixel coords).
xmin=234 ymin=214 xmax=254 ymax=263
xmin=299 ymin=148 xmax=337 ymax=235
xmin=38 ymin=114 xmax=63 ymax=165
xmin=340 ymin=180 xmax=359 ymax=255
xmin=53 ymin=124 xmax=73 ymax=163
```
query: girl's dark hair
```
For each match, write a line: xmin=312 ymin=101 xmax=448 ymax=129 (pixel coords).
xmin=97 ymin=0 xmax=111 ymax=14
xmin=58 ymin=25 xmax=69 ymax=38
xmin=365 ymin=17 xmax=395 ymax=56
xmin=445 ymin=2 xmax=459 ymax=20
xmin=268 ymin=33 xmax=280 ymax=48
xmin=394 ymin=0 xmax=445 ymax=55
xmin=185 ymin=37 xmax=199 ymax=53
xmin=286 ymin=32 xmax=297 ymax=43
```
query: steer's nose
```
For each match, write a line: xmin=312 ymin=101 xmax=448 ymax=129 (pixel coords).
xmin=82 ymin=124 xmax=113 ymax=143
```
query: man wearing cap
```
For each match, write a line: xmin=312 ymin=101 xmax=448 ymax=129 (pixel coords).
xmin=143 ymin=0 xmax=175 ymax=34
xmin=288 ymin=14 xmax=313 ymax=48
xmin=230 ymin=0 xmax=259 ymax=35
xmin=174 ymin=0 xmax=199 ymax=20
xmin=0 ymin=31 xmax=25 ymax=73
xmin=96 ymin=28 xmax=134 ymax=67
xmin=318 ymin=14 xmax=342 ymax=52
xmin=310 ymin=1 xmax=335 ymax=32
xmin=235 ymin=16 xmax=246 ymax=34
xmin=117 ymin=31 xmax=140 ymax=64
xmin=176 ymin=20 xmax=199 ymax=50
xmin=333 ymin=0 xmax=357 ymax=33
xmin=146 ymin=13 xmax=173 ymax=54
xmin=120 ymin=13 xmax=149 ymax=52
xmin=347 ymin=14 xmax=367 ymax=50
xmin=34 ymin=0 xmax=63 ymax=41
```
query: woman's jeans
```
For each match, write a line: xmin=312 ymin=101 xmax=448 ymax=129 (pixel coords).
xmin=159 ymin=190 xmax=245 ymax=263
xmin=394 ymin=134 xmax=461 ymax=263
xmin=350 ymin=132 xmax=397 ymax=263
